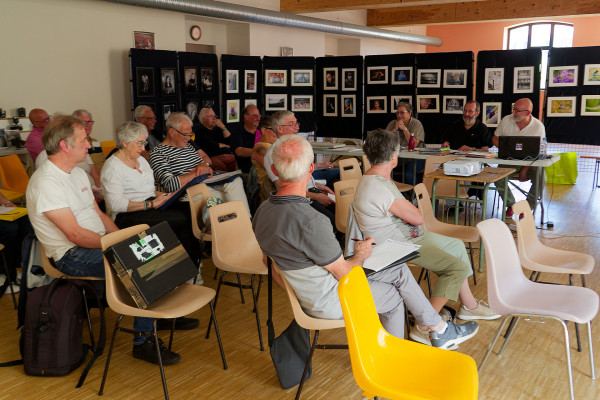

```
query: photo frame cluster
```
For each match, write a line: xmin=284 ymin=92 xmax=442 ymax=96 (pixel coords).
xmin=265 ymin=69 xmax=314 ymax=113
xmin=482 ymin=66 xmax=536 ymax=94
xmin=321 ymin=65 xmax=359 ymax=118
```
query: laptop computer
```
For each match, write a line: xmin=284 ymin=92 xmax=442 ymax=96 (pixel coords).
xmin=498 ymin=136 xmax=541 ymax=160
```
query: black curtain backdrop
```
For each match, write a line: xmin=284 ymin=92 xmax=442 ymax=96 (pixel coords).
xmin=178 ymin=52 xmax=218 ymax=129
xmin=545 ymin=46 xmax=600 ymax=145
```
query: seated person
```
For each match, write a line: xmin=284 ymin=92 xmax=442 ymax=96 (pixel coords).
xmin=194 ymin=108 xmax=237 ymax=172
xmin=386 ymin=102 xmax=425 ymax=184
xmin=252 ymin=134 xmax=478 ymax=350
xmin=353 ymin=129 xmax=499 ymax=345
xmin=231 ymin=105 xmax=260 ymax=173
xmin=149 ymin=113 xmax=250 ymax=215
xmin=73 ymin=109 xmax=105 ymax=171
xmin=134 ymin=105 xmax=164 ymax=156
xmin=251 ymin=116 xmax=277 ymax=203
xmin=25 ymin=108 xmax=50 ymax=162
xmin=441 ymin=101 xmax=492 ymax=151
xmin=0 ymin=191 xmax=33 ymax=287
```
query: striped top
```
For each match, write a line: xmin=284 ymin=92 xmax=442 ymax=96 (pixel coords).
xmin=149 ymin=143 xmax=203 ymax=192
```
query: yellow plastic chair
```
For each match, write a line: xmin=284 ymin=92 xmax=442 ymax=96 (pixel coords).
xmin=0 ymin=155 xmax=29 ymax=199
xmin=333 ymin=178 xmax=359 ymax=234
xmin=362 ymin=154 xmax=413 ymax=194
xmin=338 ymin=266 xmax=479 ymax=400
xmin=100 ymin=140 xmax=116 ymax=157
xmin=338 ymin=157 xmax=363 ymax=181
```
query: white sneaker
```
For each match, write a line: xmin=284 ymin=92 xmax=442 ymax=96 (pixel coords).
xmin=409 ymin=324 xmax=431 ymax=346
xmin=458 ymin=300 xmax=501 ymax=320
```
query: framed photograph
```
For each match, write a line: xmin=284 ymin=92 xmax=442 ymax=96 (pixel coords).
xmin=416 ymin=95 xmax=440 ymax=113
xmin=185 ymin=100 xmax=199 ymax=123
xmin=482 ymin=102 xmax=502 ymax=127
xmin=265 ymin=70 xmax=287 ymax=87
xmin=323 ymin=68 xmax=338 ymax=90
xmin=160 ymin=68 xmax=176 ymax=96
xmin=281 ymin=46 xmax=293 ymax=57
xmin=367 ymin=66 xmax=388 ymax=84
xmin=443 ymin=96 xmax=467 ymax=114
xmin=484 ymin=68 xmax=504 ymax=94
xmin=341 ymin=95 xmax=356 ymax=117
xmin=366 ymin=96 xmax=387 ymax=114
xmin=133 ymin=31 xmax=155 ymax=50
xmin=443 ymin=69 xmax=467 ymax=89
xmin=244 ymin=99 xmax=257 ymax=108
xmin=342 ymin=68 xmax=357 ymax=91
xmin=200 ymin=68 xmax=214 ymax=92
xmin=162 ymin=102 xmax=175 ymax=127
xmin=135 ymin=67 xmax=154 ymax=97
xmin=547 ymin=96 xmax=576 ymax=117
xmin=291 ymin=95 xmax=313 ymax=112
xmin=291 ymin=70 xmax=313 ymax=87
xmin=226 ymin=70 xmax=239 ymax=94
xmin=265 ymin=94 xmax=287 ymax=111
xmin=583 ymin=64 xmax=600 ymax=85
xmin=226 ymin=99 xmax=240 ymax=123
xmin=244 ymin=70 xmax=257 ymax=93
xmin=184 ymin=67 xmax=198 ymax=92
xmin=513 ymin=66 xmax=534 ymax=93
xmin=548 ymin=66 xmax=578 ymax=87
xmin=391 ymin=67 xmax=412 ymax=85
xmin=391 ymin=96 xmax=412 ymax=112
xmin=202 ymin=99 xmax=215 ymax=109
xmin=580 ymin=95 xmax=600 ymax=116
xmin=323 ymin=94 xmax=337 ymax=116
xmin=417 ymin=69 xmax=441 ymax=88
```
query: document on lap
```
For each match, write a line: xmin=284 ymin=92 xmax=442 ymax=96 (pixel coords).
xmin=362 ymin=239 xmax=421 ymax=273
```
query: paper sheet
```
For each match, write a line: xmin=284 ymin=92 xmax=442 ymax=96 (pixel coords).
xmin=363 ymin=239 xmax=421 ymax=272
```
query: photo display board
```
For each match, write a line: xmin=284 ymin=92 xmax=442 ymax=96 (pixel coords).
xmin=178 ymin=52 xmax=219 ymax=130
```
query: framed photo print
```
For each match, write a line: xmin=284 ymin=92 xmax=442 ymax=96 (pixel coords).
xmin=323 ymin=68 xmax=338 ymax=90
xmin=265 ymin=70 xmax=287 ymax=87
xmin=200 ymin=68 xmax=214 ymax=92
xmin=583 ymin=64 xmax=600 ymax=85
xmin=392 ymin=67 xmax=412 ymax=85
xmin=184 ymin=67 xmax=198 ymax=92
xmin=443 ymin=96 xmax=467 ymax=114
xmin=244 ymin=99 xmax=257 ymax=108
xmin=226 ymin=99 xmax=240 ymax=123
xmin=162 ymin=102 xmax=175 ymax=127
xmin=547 ymin=96 xmax=576 ymax=117
xmin=391 ymin=96 xmax=412 ymax=112
xmin=226 ymin=70 xmax=239 ymax=94
xmin=185 ymin=100 xmax=199 ymax=123
xmin=202 ymin=99 xmax=215 ymax=109
xmin=367 ymin=66 xmax=388 ymax=84
xmin=160 ymin=68 xmax=176 ymax=96
xmin=484 ymin=68 xmax=504 ymax=94
xmin=341 ymin=95 xmax=356 ymax=117
xmin=580 ymin=95 xmax=600 ymax=116
xmin=291 ymin=70 xmax=313 ymax=87
xmin=265 ymin=94 xmax=287 ymax=111
xmin=443 ymin=69 xmax=467 ymax=89
xmin=417 ymin=69 xmax=441 ymax=88
xmin=136 ymin=67 xmax=154 ymax=97
xmin=291 ymin=95 xmax=313 ymax=112
xmin=245 ymin=70 xmax=257 ymax=93
xmin=482 ymin=102 xmax=501 ymax=127
xmin=366 ymin=96 xmax=387 ymax=114
xmin=134 ymin=31 xmax=155 ymax=50
xmin=513 ymin=66 xmax=534 ymax=93
xmin=548 ymin=66 xmax=578 ymax=87
xmin=323 ymin=94 xmax=337 ymax=116
xmin=416 ymin=95 xmax=440 ymax=113
xmin=342 ymin=68 xmax=357 ymax=91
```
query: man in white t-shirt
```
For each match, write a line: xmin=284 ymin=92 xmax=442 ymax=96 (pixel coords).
xmin=492 ymin=98 xmax=546 ymax=216
xmin=26 ymin=116 xmax=181 ymax=366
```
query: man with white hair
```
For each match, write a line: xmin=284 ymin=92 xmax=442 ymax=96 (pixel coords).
xmin=134 ymin=105 xmax=163 ymax=151
xmin=73 ymin=109 xmax=105 ymax=171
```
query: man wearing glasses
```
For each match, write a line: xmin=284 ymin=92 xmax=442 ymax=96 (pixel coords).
xmin=492 ymin=97 xmax=546 ymax=217
xmin=194 ymin=108 xmax=236 ymax=172
xmin=25 ymin=108 xmax=50 ymax=161
xmin=73 ymin=109 xmax=105 ymax=171
xmin=386 ymin=102 xmax=426 ymax=184
xmin=442 ymin=101 xmax=492 ymax=152
xmin=231 ymin=105 xmax=261 ymax=173
xmin=134 ymin=105 xmax=163 ymax=152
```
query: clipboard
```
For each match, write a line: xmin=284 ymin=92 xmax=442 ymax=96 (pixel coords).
xmin=363 ymin=251 xmax=420 ymax=276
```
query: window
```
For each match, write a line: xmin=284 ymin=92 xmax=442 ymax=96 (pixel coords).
xmin=506 ymin=22 xmax=574 ymax=89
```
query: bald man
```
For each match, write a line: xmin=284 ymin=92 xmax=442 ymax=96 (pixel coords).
xmin=25 ymin=108 xmax=50 ymax=161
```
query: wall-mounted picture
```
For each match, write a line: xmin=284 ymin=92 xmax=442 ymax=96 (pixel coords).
xmin=484 ymin=68 xmax=504 ymax=94
xmin=548 ymin=66 xmax=578 ymax=87
xmin=342 ymin=68 xmax=357 ymax=91
xmin=200 ymin=68 xmax=214 ymax=92
xmin=367 ymin=66 xmax=388 ymax=84
xmin=513 ymin=66 xmax=534 ymax=93
xmin=392 ymin=67 xmax=412 ymax=85
xmin=281 ymin=46 xmax=293 ymax=57
xmin=226 ymin=70 xmax=239 ymax=94
xmin=366 ymin=96 xmax=387 ymax=114
xmin=291 ymin=70 xmax=313 ymax=87
xmin=245 ymin=70 xmax=257 ymax=93
xmin=341 ymin=95 xmax=356 ymax=117
xmin=443 ymin=69 xmax=467 ymax=89
xmin=291 ymin=95 xmax=313 ymax=112
xmin=416 ymin=95 xmax=440 ymax=113
xmin=184 ymin=67 xmax=198 ymax=92
xmin=547 ymin=96 xmax=576 ymax=117
xmin=226 ymin=99 xmax=240 ymax=123
xmin=134 ymin=31 xmax=155 ymax=50
xmin=391 ymin=96 xmax=412 ymax=112
xmin=265 ymin=70 xmax=287 ymax=87
xmin=162 ymin=102 xmax=175 ymax=127
xmin=265 ymin=94 xmax=287 ymax=111
xmin=202 ymin=99 xmax=215 ymax=109
xmin=136 ymin=67 xmax=154 ymax=97
xmin=583 ymin=64 xmax=600 ymax=85
xmin=580 ymin=95 xmax=600 ymax=115
xmin=323 ymin=94 xmax=337 ymax=116
xmin=443 ymin=95 xmax=467 ymax=114
xmin=185 ymin=100 xmax=199 ymax=123
xmin=482 ymin=102 xmax=501 ymax=127
xmin=324 ymin=67 xmax=338 ymax=90
xmin=160 ymin=68 xmax=176 ymax=96
xmin=417 ymin=69 xmax=441 ymax=88
xmin=244 ymin=99 xmax=257 ymax=108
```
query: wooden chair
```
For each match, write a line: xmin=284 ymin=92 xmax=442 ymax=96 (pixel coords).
xmin=99 ymin=224 xmax=226 ymax=399
xmin=187 ymin=183 xmax=213 ymax=246
xmin=333 ymin=178 xmax=359 ymax=234
xmin=362 ymin=154 xmax=413 ymax=194
xmin=423 ymin=155 xmax=471 ymax=221
xmin=338 ymin=158 xmax=363 ymax=181
xmin=0 ymin=155 xmax=29 ymax=201
xmin=100 ymin=140 xmax=116 ymax=157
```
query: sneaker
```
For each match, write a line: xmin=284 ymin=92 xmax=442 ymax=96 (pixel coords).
xmin=132 ymin=338 xmax=181 ymax=365
xmin=409 ymin=324 xmax=432 ymax=346
xmin=457 ymin=300 xmax=501 ymax=321
xmin=505 ymin=206 xmax=514 ymax=218
xmin=431 ymin=321 xmax=479 ymax=350
xmin=157 ymin=317 xmax=199 ymax=331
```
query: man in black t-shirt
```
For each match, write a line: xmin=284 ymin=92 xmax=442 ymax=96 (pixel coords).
xmin=194 ymin=108 xmax=236 ymax=171
xmin=230 ymin=105 xmax=260 ymax=173
xmin=441 ymin=101 xmax=493 ymax=151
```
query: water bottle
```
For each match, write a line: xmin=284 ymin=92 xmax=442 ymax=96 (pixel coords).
xmin=408 ymin=132 xmax=416 ymax=151
xmin=540 ymin=137 xmax=547 ymax=159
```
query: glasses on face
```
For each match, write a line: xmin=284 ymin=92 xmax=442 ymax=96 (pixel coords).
xmin=84 ymin=120 xmax=95 ymax=125
xmin=512 ymin=106 xmax=530 ymax=114
xmin=33 ymin=117 xmax=50 ymax=123
xmin=396 ymin=111 xmax=408 ymax=115
xmin=133 ymin=140 xmax=148 ymax=147
xmin=282 ymin=121 xmax=300 ymax=128
xmin=207 ymin=115 xmax=217 ymax=119
xmin=463 ymin=109 xmax=477 ymax=114
xmin=247 ymin=113 xmax=261 ymax=119
xmin=173 ymin=128 xmax=194 ymax=137
xmin=142 ymin=116 xmax=157 ymax=121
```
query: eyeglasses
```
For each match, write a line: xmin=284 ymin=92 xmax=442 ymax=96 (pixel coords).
xmin=282 ymin=121 xmax=300 ymax=128
xmin=84 ymin=120 xmax=95 ymax=125
xmin=512 ymin=106 xmax=531 ymax=114
xmin=246 ymin=113 xmax=261 ymax=119
xmin=396 ymin=111 xmax=409 ymax=115
xmin=141 ymin=116 xmax=157 ymax=121
xmin=32 ymin=118 xmax=50 ymax=123
xmin=173 ymin=128 xmax=194 ymax=137
xmin=133 ymin=140 xmax=148 ymax=147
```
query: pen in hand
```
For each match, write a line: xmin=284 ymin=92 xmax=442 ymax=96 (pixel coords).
xmin=351 ymin=238 xmax=376 ymax=245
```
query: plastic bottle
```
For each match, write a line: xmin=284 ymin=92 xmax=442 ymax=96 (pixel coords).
xmin=540 ymin=137 xmax=547 ymax=159
xmin=408 ymin=132 xmax=416 ymax=151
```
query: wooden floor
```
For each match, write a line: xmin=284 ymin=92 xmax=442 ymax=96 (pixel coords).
xmin=1 ymin=172 xmax=599 ymax=400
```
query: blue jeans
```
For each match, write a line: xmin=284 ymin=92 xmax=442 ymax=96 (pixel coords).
xmin=312 ymin=167 xmax=340 ymax=189
xmin=397 ymin=159 xmax=425 ymax=185
xmin=56 ymin=246 xmax=153 ymax=344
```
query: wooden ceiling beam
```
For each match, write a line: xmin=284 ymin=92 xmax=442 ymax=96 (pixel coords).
xmin=280 ymin=0 xmax=481 ymax=14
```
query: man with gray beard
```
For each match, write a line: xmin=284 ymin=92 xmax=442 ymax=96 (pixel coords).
xmin=441 ymin=101 xmax=492 ymax=151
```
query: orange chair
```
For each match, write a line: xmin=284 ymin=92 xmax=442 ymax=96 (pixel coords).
xmin=100 ymin=140 xmax=116 ymax=157
xmin=0 ymin=155 xmax=29 ymax=199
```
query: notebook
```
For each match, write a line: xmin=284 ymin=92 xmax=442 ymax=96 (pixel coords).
xmin=498 ymin=136 xmax=541 ymax=160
